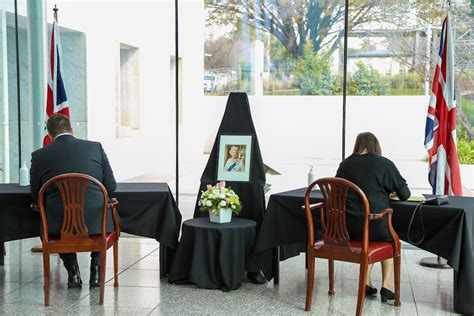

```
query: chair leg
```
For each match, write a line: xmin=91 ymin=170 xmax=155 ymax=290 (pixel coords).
xmin=328 ymin=259 xmax=335 ymax=295
xmin=99 ymin=249 xmax=107 ymax=305
xmin=42 ymin=251 xmax=50 ymax=306
xmin=113 ymin=242 xmax=119 ymax=287
xmin=394 ymin=255 xmax=401 ymax=307
xmin=305 ymin=254 xmax=315 ymax=311
xmin=356 ymin=260 xmax=368 ymax=316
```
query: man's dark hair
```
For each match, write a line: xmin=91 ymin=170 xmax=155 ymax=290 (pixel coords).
xmin=47 ymin=114 xmax=72 ymax=138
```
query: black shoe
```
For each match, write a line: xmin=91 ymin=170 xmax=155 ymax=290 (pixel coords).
xmin=247 ymin=271 xmax=267 ymax=284
xmin=365 ymin=285 xmax=377 ymax=297
xmin=380 ymin=287 xmax=395 ymax=303
xmin=65 ymin=264 xmax=82 ymax=288
xmin=89 ymin=264 xmax=100 ymax=287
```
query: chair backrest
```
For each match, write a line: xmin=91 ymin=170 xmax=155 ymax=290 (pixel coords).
xmin=305 ymin=177 xmax=370 ymax=251
xmin=38 ymin=173 xmax=109 ymax=244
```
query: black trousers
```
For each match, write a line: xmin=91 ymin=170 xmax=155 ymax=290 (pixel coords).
xmin=59 ymin=252 xmax=100 ymax=266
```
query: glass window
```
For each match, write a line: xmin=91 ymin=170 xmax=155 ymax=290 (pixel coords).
xmin=346 ymin=0 xmax=473 ymax=196
xmin=178 ymin=0 xmax=346 ymax=214
xmin=0 ymin=2 xmax=15 ymax=183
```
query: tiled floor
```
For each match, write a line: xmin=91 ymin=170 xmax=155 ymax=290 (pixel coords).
xmin=1 ymin=235 xmax=456 ymax=315
xmin=0 ymin=194 xmax=458 ymax=315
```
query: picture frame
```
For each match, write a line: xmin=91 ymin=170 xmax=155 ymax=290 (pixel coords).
xmin=217 ymin=134 xmax=253 ymax=182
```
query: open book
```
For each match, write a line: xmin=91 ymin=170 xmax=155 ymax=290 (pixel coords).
xmin=390 ymin=194 xmax=426 ymax=202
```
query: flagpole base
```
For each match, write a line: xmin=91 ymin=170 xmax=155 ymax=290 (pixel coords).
xmin=419 ymin=256 xmax=451 ymax=269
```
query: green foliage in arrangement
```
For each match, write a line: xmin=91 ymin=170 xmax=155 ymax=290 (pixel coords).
xmin=198 ymin=181 xmax=242 ymax=215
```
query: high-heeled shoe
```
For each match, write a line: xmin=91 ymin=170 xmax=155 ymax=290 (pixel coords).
xmin=380 ymin=287 xmax=395 ymax=302
xmin=365 ymin=285 xmax=377 ymax=297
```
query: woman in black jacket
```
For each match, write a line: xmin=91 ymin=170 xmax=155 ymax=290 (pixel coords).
xmin=336 ymin=132 xmax=410 ymax=303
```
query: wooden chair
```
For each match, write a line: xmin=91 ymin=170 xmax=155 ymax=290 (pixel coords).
xmin=36 ymin=173 xmax=120 ymax=306
xmin=304 ymin=177 xmax=401 ymax=315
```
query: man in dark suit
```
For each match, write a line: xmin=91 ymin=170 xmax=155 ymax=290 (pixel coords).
xmin=30 ymin=114 xmax=117 ymax=288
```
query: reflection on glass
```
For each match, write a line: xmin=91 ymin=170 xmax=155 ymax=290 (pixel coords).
xmin=205 ymin=0 xmax=346 ymax=96
xmin=346 ymin=0 xmax=473 ymax=196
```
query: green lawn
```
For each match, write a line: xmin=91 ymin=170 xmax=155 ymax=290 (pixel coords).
xmin=460 ymin=97 xmax=474 ymax=129
xmin=264 ymin=88 xmax=426 ymax=96
xmin=264 ymin=89 xmax=300 ymax=95
xmin=388 ymin=88 xmax=424 ymax=96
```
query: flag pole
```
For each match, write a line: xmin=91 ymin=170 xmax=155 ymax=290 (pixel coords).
xmin=419 ymin=9 xmax=452 ymax=270
xmin=341 ymin=0 xmax=349 ymax=160
xmin=174 ymin=0 xmax=179 ymax=206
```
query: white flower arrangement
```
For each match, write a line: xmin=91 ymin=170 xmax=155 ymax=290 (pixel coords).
xmin=198 ymin=181 xmax=242 ymax=215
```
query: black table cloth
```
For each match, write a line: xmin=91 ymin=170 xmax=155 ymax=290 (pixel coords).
xmin=254 ymin=187 xmax=474 ymax=314
xmin=0 ymin=183 xmax=182 ymax=276
xmin=168 ymin=217 xmax=257 ymax=291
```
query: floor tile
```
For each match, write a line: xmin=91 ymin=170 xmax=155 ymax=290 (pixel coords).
xmin=406 ymin=263 xmax=453 ymax=286
xmin=128 ymin=255 xmax=160 ymax=271
xmin=411 ymin=283 xmax=453 ymax=304
xmin=0 ymin=265 xmax=44 ymax=283
xmin=0 ymin=304 xmax=64 ymax=315
xmin=415 ymin=301 xmax=457 ymax=315
xmin=1 ymin=237 xmax=463 ymax=315
xmin=77 ymin=286 xmax=161 ymax=309
xmin=2 ymin=282 xmax=91 ymax=307
xmin=0 ymin=281 xmax=24 ymax=298
xmin=111 ymin=269 xmax=161 ymax=288
xmin=64 ymin=305 xmax=153 ymax=316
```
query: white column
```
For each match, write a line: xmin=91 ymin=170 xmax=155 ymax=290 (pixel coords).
xmin=424 ymin=25 xmax=432 ymax=96
xmin=251 ymin=40 xmax=264 ymax=96
xmin=27 ymin=0 xmax=46 ymax=150
xmin=0 ymin=10 xmax=10 ymax=182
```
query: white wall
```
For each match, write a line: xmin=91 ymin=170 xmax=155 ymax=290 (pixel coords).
xmin=46 ymin=1 xmax=176 ymax=181
xmin=195 ymin=95 xmax=429 ymax=163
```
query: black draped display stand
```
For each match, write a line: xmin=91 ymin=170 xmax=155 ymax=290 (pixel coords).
xmin=193 ymin=92 xmax=266 ymax=227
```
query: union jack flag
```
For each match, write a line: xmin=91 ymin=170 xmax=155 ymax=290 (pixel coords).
xmin=424 ymin=15 xmax=462 ymax=196
xmin=43 ymin=14 xmax=69 ymax=147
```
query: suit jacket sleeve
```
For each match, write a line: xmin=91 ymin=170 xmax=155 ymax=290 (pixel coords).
xmin=30 ymin=152 xmax=41 ymax=202
xmin=100 ymin=143 xmax=117 ymax=194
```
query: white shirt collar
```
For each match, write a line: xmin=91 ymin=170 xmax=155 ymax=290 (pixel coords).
xmin=54 ymin=133 xmax=73 ymax=141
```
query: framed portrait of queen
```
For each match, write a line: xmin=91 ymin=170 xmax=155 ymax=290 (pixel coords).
xmin=217 ymin=134 xmax=252 ymax=182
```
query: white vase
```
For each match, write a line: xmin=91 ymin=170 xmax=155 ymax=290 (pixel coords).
xmin=209 ymin=208 xmax=233 ymax=224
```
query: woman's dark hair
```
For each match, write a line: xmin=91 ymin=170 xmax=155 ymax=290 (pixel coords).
xmin=353 ymin=132 xmax=382 ymax=156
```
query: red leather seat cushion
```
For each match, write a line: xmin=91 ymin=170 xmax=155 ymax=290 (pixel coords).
xmin=349 ymin=240 xmax=394 ymax=263
xmin=48 ymin=232 xmax=117 ymax=249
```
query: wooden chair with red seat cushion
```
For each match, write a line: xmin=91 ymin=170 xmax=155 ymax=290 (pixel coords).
xmin=304 ymin=177 xmax=401 ymax=315
xmin=36 ymin=173 xmax=120 ymax=306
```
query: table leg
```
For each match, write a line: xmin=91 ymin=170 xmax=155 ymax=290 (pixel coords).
xmin=1 ymin=242 xmax=5 ymax=266
xmin=273 ymin=246 xmax=279 ymax=285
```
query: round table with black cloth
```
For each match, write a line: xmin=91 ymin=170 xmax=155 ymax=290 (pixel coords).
xmin=168 ymin=218 xmax=258 ymax=291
